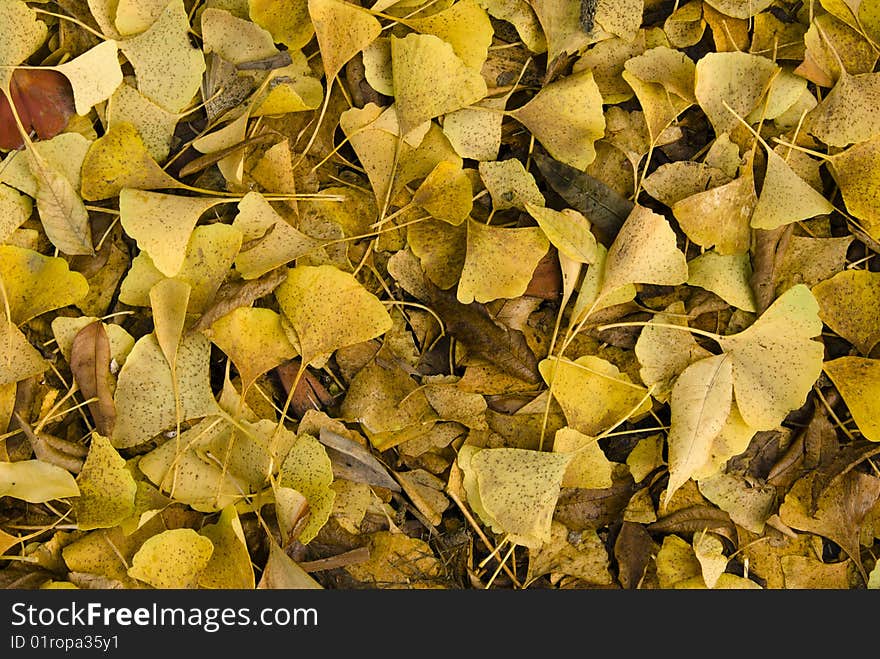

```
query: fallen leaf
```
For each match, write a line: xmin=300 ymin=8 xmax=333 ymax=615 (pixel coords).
xmin=0 ymin=460 xmax=79 ymax=503
xmin=69 ymin=321 xmax=116 ymax=437
xmin=823 ymin=357 xmax=880 ymax=442
xmin=128 ymin=528 xmax=213 ymax=589
xmin=73 ymin=434 xmax=136 ymax=531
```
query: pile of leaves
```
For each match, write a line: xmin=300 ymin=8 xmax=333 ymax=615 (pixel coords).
xmin=1 ymin=0 xmax=880 ymax=591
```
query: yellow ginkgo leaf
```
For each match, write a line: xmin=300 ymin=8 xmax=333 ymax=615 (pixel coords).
xmin=0 ymin=319 xmax=48 ymax=386
xmin=51 ymin=316 xmax=134 ymax=367
xmin=128 ymin=528 xmax=213 ymax=589
xmin=751 ymin=148 xmax=833 ymax=230
xmin=112 ymin=332 xmax=219 ymax=449
xmin=698 ymin=471 xmax=776 ymax=534
xmin=118 ymin=223 xmax=242 ymax=313
xmin=405 ymin=0 xmax=494 ymax=70
xmin=249 ymin=0 xmax=313 ymax=50
xmin=51 ymin=40 xmax=123 ymax=116
xmin=258 ymin=539 xmax=323 ymax=589
xmin=274 ymin=264 xmax=393 ymax=367
xmin=690 ymin=402 xmax=756 ymax=481
xmin=80 ymin=123 xmax=185 ymax=200
xmin=0 ymin=245 xmax=88 ymax=325
xmin=0 ymin=460 xmax=79 ymax=503
xmin=201 ymin=7 xmax=278 ymax=65
xmin=624 ymin=46 xmax=697 ymax=103
xmin=308 ymin=0 xmax=382 ymax=81
xmin=812 ymin=270 xmax=880 ymax=356
xmin=108 ymin=83 xmax=180 ymax=163
xmin=411 ymin=161 xmax=473 ymax=225
xmin=601 ymin=204 xmax=688 ymax=297
xmin=687 ymin=250 xmax=757 ymax=312
xmin=198 ymin=505 xmax=255 ymax=589
xmin=672 ymin=172 xmax=756 ymax=255
xmin=232 ymin=192 xmax=321 ymax=280
xmin=635 ymin=302 xmax=713 ymax=403
xmin=569 ymin=244 xmax=636 ymax=323
xmin=703 ymin=0 xmax=772 ymax=18
xmin=694 ymin=51 xmax=779 ymax=136
xmin=114 ymin=0 xmax=168 ymax=35
xmin=150 ymin=278 xmax=190 ymax=371
xmin=408 ymin=219 xmax=467 ymax=289
xmin=529 ymin=0 xmax=595 ymax=62
xmin=539 ymin=355 xmax=653 ymax=436
xmin=826 ymin=134 xmax=880 ymax=240
xmin=457 ymin=219 xmax=549 ymax=304
xmin=0 ymin=184 xmax=31 ymax=243
xmin=478 ymin=0 xmax=546 ymax=53
xmin=339 ymin=103 xmax=400 ymax=208
xmin=119 ymin=189 xmax=226 ymax=278
xmin=278 ymin=433 xmax=335 ymax=544
xmin=391 ymin=33 xmax=487 ymax=135
xmin=442 ymin=98 xmax=505 ymax=161
xmin=716 ymin=284 xmax=824 ymax=430
xmin=252 ymin=62 xmax=324 ymax=117
xmin=526 ymin=521 xmax=613 ymax=586
xmin=73 ymin=433 xmax=137 ymax=531
xmin=460 ymin=446 xmax=572 ymax=548
xmin=206 ymin=307 xmax=298 ymax=392
xmin=525 ymin=202 xmax=598 ymax=264
xmin=823 ymin=357 xmax=880 ymax=442
xmin=552 ymin=426 xmax=614 ymax=489
xmin=2 ymin=133 xmax=89 ymax=200
xmin=509 ymin=69 xmax=605 ymax=170
xmin=477 ymin=158 xmax=544 ymax=211
xmin=693 ymin=532 xmax=728 ymax=589
xmin=118 ymin=0 xmax=206 ymax=113
xmin=665 ymin=354 xmax=734 ymax=505
xmin=0 ymin=1 xmax=46 ymax=89
xmin=807 ymin=72 xmax=880 ymax=148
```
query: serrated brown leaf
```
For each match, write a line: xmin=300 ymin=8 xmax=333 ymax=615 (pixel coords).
xmin=69 ymin=321 xmax=116 ymax=437
xmin=422 ymin=279 xmax=541 ymax=384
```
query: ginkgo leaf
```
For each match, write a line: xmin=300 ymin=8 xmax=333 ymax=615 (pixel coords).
xmin=823 ymin=357 xmax=880 ymax=442
xmin=601 ymin=204 xmax=688 ymax=296
xmin=112 ymin=332 xmax=219 ymax=449
xmin=119 ymin=224 xmax=243 ymax=314
xmin=198 ymin=505 xmax=255 ymax=589
xmin=114 ymin=0 xmax=168 ymax=35
xmin=477 ymin=0 xmax=546 ymax=53
xmin=0 ymin=1 xmax=47 ymax=90
xmin=0 ymin=245 xmax=88 ymax=325
xmin=30 ymin=151 xmax=94 ymax=256
xmin=149 ymin=278 xmax=191 ymax=371
xmin=339 ymin=103 xmax=400 ymax=208
xmin=107 ymin=83 xmax=179 ymax=163
xmin=703 ymin=0 xmax=772 ymax=18
xmin=693 ymin=532 xmax=728 ymax=589
xmin=0 ymin=320 xmax=48 ymax=386
xmin=716 ymin=284 xmax=824 ymax=430
xmin=119 ymin=189 xmax=226 ymax=277
xmin=635 ymin=302 xmax=713 ymax=403
xmin=69 ymin=321 xmax=118 ymax=438
xmin=826 ymin=134 xmax=880 ymax=240
xmin=201 ymin=7 xmax=278 ymax=65
xmin=73 ymin=433 xmax=136 ymax=531
xmin=812 ymin=270 xmax=880 ymax=356
xmin=128 ymin=528 xmax=213 ymax=589
xmin=751 ymin=148 xmax=834 ymax=230
xmin=405 ymin=0 xmax=494 ymax=71
xmin=457 ymin=219 xmax=549 ymax=304
xmin=672 ymin=172 xmax=756 ymax=255
xmin=118 ymin=0 xmax=207 ymax=113
xmin=525 ymin=202 xmax=598 ymax=264
xmin=274 ymin=265 xmax=393 ymax=367
xmin=698 ymin=471 xmax=776 ymax=534
xmin=0 ymin=184 xmax=31 ymax=242
xmin=529 ymin=0 xmax=594 ymax=62
xmin=624 ymin=46 xmax=696 ymax=103
xmin=477 ymin=159 xmax=544 ymax=211
xmin=690 ymin=402 xmax=756 ymax=481
xmin=509 ymin=69 xmax=605 ymax=170
xmin=0 ymin=460 xmax=79 ymax=503
xmin=233 ymin=192 xmax=322 ymax=280
xmin=257 ymin=539 xmax=322 ymax=589
xmin=278 ymin=433 xmax=336 ymax=544
xmin=642 ymin=161 xmax=731 ymax=206
xmin=205 ymin=307 xmax=298 ymax=392
xmin=2 ymin=132 xmax=90 ymax=200
xmin=390 ymin=33 xmax=487 ymax=134
xmin=411 ymin=161 xmax=473 ymax=225
xmin=694 ymin=52 xmax=779 ymax=136
xmin=807 ymin=72 xmax=880 ymax=148
xmin=460 ymin=446 xmax=572 ymax=548
xmin=569 ymin=243 xmax=636 ymax=322
xmin=308 ymin=0 xmax=382 ymax=81
xmin=442 ymin=98 xmax=505 ymax=161
xmin=408 ymin=219 xmax=467 ymax=289
xmin=553 ymin=426 xmax=614 ymax=489
xmin=81 ymin=123 xmax=184 ymax=201
xmin=539 ymin=355 xmax=653 ymax=436
xmin=52 ymin=40 xmax=123 ymax=116
xmin=687 ymin=250 xmax=757 ymax=312
xmin=249 ymin=0 xmax=313 ymax=50
xmin=665 ymin=354 xmax=734 ymax=505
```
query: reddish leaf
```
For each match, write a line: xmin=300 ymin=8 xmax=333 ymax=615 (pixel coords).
xmin=69 ymin=321 xmax=116 ymax=437
xmin=0 ymin=69 xmax=76 ymax=150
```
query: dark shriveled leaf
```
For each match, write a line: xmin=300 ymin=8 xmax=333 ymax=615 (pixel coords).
xmin=317 ymin=427 xmax=400 ymax=492
xmin=192 ymin=267 xmax=288 ymax=332
xmin=613 ymin=521 xmax=654 ymax=589
xmin=809 ymin=441 xmax=880 ymax=516
xmin=554 ymin=476 xmax=637 ymax=531
xmin=69 ymin=321 xmax=116 ymax=437
xmin=647 ymin=505 xmax=738 ymax=548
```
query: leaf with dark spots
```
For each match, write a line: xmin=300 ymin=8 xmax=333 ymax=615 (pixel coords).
xmin=533 ymin=151 xmax=634 ymax=246
xmin=191 ymin=268 xmax=288 ymax=332
xmin=809 ymin=441 xmax=880 ymax=516
xmin=317 ymin=427 xmax=400 ymax=492
xmin=553 ymin=476 xmax=637 ymax=531
xmin=15 ymin=413 xmax=86 ymax=474
xmin=647 ymin=505 xmax=738 ymax=548
xmin=613 ymin=521 xmax=655 ymax=589
xmin=0 ymin=69 xmax=76 ymax=150
xmin=69 ymin=321 xmax=116 ymax=438
xmin=422 ymin=279 xmax=541 ymax=384
xmin=768 ymin=400 xmax=838 ymax=489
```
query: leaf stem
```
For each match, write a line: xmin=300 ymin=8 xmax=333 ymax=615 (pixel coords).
xmin=596 ymin=321 xmax=722 ymax=343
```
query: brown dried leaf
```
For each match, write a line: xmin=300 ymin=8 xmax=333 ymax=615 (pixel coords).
xmin=69 ymin=321 xmax=116 ymax=437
